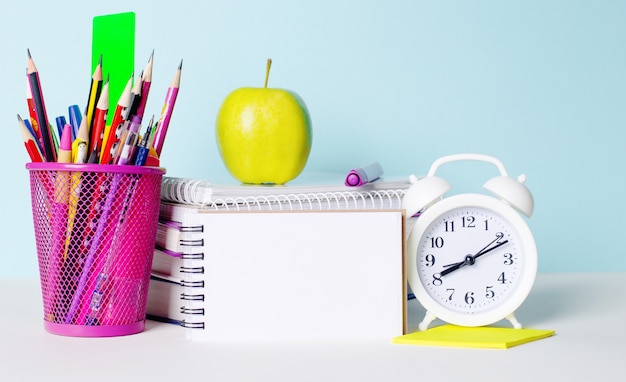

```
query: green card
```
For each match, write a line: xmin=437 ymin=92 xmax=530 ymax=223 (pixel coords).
xmin=92 ymin=12 xmax=135 ymax=125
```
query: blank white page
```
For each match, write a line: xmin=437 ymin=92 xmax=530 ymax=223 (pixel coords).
xmin=183 ymin=210 xmax=405 ymax=341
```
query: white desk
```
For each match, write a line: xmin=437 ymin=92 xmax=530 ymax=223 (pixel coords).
xmin=0 ymin=273 xmax=623 ymax=381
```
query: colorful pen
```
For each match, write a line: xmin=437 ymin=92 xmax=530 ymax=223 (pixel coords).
xmin=58 ymin=124 xmax=73 ymax=163
xmin=133 ymin=116 xmax=154 ymax=166
xmin=55 ymin=116 xmax=67 ymax=142
xmin=345 ymin=162 xmax=384 ymax=187
xmin=68 ymin=104 xmax=82 ymax=141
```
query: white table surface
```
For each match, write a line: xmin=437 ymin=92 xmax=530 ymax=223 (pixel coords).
xmin=1 ymin=273 xmax=623 ymax=381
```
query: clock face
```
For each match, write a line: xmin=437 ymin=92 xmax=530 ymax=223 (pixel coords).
xmin=407 ymin=194 xmax=537 ymax=327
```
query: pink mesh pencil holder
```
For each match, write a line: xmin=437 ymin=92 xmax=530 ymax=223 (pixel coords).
xmin=26 ymin=163 xmax=165 ymax=337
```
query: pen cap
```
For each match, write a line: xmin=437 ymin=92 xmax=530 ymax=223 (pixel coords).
xmin=345 ymin=162 xmax=383 ymax=187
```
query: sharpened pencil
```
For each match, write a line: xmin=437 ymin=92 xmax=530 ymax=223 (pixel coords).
xmin=26 ymin=49 xmax=56 ymax=162
xmin=135 ymin=50 xmax=154 ymax=121
xmin=88 ymin=77 xmax=109 ymax=163
xmin=18 ymin=114 xmax=43 ymax=162
xmin=101 ymin=73 xmax=133 ymax=164
xmin=152 ymin=59 xmax=182 ymax=156
xmin=85 ymin=54 xmax=103 ymax=144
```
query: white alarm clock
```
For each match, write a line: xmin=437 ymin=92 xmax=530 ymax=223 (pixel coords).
xmin=403 ymin=154 xmax=537 ymax=331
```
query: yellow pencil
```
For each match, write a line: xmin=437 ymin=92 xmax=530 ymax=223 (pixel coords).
xmin=85 ymin=54 xmax=103 ymax=145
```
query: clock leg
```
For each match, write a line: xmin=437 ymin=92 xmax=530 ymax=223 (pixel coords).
xmin=506 ymin=313 xmax=522 ymax=329
xmin=418 ymin=311 xmax=437 ymax=331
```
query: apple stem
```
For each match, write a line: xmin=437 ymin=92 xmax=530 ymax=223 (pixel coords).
xmin=264 ymin=58 xmax=272 ymax=88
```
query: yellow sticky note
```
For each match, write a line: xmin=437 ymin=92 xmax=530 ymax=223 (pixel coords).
xmin=393 ymin=324 xmax=555 ymax=349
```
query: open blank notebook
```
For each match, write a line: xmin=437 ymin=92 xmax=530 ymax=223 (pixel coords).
xmin=175 ymin=209 xmax=406 ymax=341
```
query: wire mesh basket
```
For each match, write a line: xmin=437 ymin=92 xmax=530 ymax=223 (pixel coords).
xmin=26 ymin=163 xmax=165 ymax=337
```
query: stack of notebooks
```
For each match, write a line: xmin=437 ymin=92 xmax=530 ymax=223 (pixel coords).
xmin=146 ymin=175 xmax=415 ymax=341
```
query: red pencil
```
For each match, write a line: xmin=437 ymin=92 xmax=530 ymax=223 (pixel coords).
xmin=18 ymin=114 xmax=43 ymax=162
xmin=88 ymin=78 xmax=109 ymax=163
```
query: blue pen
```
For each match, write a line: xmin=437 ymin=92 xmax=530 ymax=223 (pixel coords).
xmin=133 ymin=144 xmax=149 ymax=166
xmin=55 ymin=116 xmax=67 ymax=143
xmin=134 ymin=116 xmax=154 ymax=166
xmin=68 ymin=104 xmax=82 ymax=140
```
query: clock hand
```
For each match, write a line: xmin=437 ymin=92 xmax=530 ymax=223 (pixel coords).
xmin=439 ymin=258 xmax=468 ymax=277
xmin=440 ymin=239 xmax=509 ymax=277
xmin=473 ymin=239 xmax=508 ymax=261
xmin=442 ymin=235 xmax=503 ymax=268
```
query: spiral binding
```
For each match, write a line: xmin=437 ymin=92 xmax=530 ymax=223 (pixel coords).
xmin=181 ymin=306 xmax=205 ymax=315
xmin=181 ymin=321 xmax=205 ymax=329
xmin=181 ymin=293 xmax=204 ymax=301
xmin=180 ymin=266 xmax=204 ymax=274
xmin=176 ymin=221 xmax=207 ymax=330
xmin=161 ymin=178 xmax=212 ymax=206
xmin=160 ymin=177 xmax=408 ymax=210
xmin=180 ymin=252 xmax=204 ymax=260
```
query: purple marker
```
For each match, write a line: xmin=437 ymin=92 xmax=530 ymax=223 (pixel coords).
xmin=345 ymin=162 xmax=383 ymax=187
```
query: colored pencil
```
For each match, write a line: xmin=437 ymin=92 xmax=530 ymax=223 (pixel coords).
xmin=88 ymin=77 xmax=109 ymax=163
xmin=135 ymin=50 xmax=154 ymax=121
xmin=125 ymin=72 xmax=143 ymax=120
xmin=25 ymin=77 xmax=40 ymax=140
xmin=26 ymin=49 xmax=57 ymax=162
xmin=17 ymin=114 xmax=43 ymax=162
xmin=152 ymin=59 xmax=182 ymax=156
xmin=85 ymin=54 xmax=103 ymax=143
xmin=101 ymin=73 xmax=133 ymax=164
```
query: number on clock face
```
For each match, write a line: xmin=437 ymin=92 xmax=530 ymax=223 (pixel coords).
xmin=416 ymin=206 xmax=524 ymax=314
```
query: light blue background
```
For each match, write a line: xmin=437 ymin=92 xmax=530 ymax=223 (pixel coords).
xmin=1 ymin=0 xmax=624 ymax=277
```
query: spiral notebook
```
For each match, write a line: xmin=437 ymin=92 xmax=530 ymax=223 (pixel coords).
xmin=160 ymin=175 xmax=411 ymax=209
xmin=155 ymin=203 xmax=407 ymax=341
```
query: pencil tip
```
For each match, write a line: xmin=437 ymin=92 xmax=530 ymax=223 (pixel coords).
xmin=17 ymin=113 xmax=22 ymax=121
xmin=178 ymin=59 xmax=183 ymax=69
xmin=98 ymin=54 xmax=103 ymax=65
xmin=27 ymin=48 xmax=31 ymax=58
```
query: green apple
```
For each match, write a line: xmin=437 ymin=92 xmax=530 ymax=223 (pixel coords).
xmin=216 ymin=59 xmax=312 ymax=184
